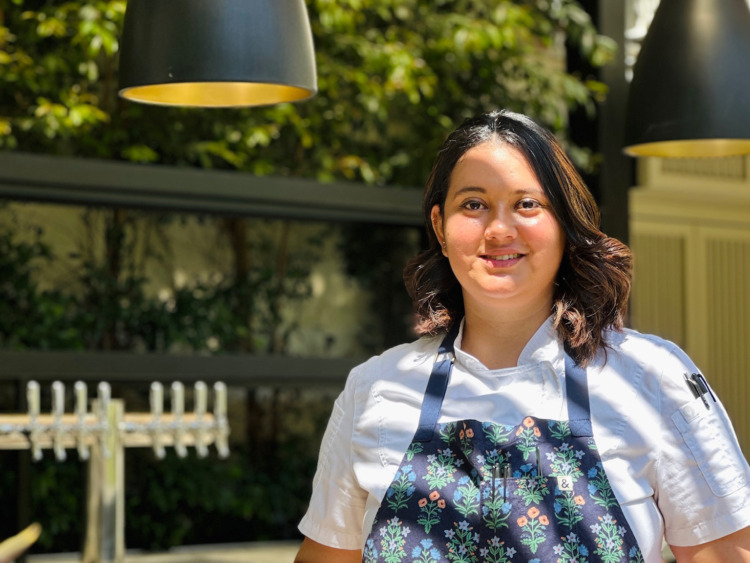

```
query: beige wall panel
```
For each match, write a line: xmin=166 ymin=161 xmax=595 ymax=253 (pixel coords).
xmin=630 ymin=229 xmax=687 ymax=348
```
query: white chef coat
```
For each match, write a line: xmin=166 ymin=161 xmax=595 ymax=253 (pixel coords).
xmin=299 ymin=318 xmax=750 ymax=562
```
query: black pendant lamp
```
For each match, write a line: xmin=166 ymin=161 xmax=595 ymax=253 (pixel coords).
xmin=118 ymin=0 xmax=317 ymax=107
xmin=624 ymin=0 xmax=750 ymax=158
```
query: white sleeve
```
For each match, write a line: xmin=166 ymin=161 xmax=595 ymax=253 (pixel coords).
xmin=297 ymin=365 xmax=368 ymax=550
xmin=654 ymin=342 xmax=750 ymax=546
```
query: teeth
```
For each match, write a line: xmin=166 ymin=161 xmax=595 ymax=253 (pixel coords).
xmin=488 ymin=254 xmax=520 ymax=260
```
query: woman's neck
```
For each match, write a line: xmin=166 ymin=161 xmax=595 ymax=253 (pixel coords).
xmin=460 ymin=301 xmax=552 ymax=370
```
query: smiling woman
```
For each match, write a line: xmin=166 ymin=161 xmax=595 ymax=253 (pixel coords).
xmin=429 ymin=142 xmax=565 ymax=362
xmin=295 ymin=110 xmax=750 ymax=563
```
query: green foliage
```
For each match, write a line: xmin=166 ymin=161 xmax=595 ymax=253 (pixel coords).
xmin=0 ymin=209 xmax=322 ymax=353
xmin=0 ymin=0 xmax=616 ymax=552
xmin=124 ymin=407 xmax=329 ymax=549
xmin=1 ymin=0 xmax=615 ymax=175
xmin=0 ymin=218 xmax=84 ymax=349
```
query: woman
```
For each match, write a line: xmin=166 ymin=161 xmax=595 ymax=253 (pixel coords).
xmin=295 ymin=110 xmax=750 ymax=562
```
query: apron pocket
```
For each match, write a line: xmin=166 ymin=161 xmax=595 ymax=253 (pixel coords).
xmin=672 ymin=397 xmax=747 ymax=497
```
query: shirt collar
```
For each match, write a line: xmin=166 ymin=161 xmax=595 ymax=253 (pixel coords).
xmin=453 ymin=315 xmax=566 ymax=376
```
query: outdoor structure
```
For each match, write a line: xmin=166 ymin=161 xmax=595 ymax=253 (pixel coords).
xmin=0 ymin=380 xmax=230 ymax=563
xmin=0 ymin=1 xmax=748 ymax=560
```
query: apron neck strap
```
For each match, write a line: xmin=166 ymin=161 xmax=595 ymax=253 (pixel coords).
xmin=414 ymin=322 xmax=593 ymax=442
xmin=564 ymin=354 xmax=593 ymax=436
xmin=413 ymin=321 xmax=460 ymax=442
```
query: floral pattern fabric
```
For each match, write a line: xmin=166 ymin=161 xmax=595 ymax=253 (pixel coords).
xmin=364 ymin=417 xmax=644 ymax=563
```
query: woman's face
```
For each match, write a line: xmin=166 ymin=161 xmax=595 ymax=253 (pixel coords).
xmin=431 ymin=141 xmax=565 ymax=317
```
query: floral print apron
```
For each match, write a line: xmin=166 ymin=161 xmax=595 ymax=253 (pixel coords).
xmin=364 ymin=324 xmax=645 ymax=563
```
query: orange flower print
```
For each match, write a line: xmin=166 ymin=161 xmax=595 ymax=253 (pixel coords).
xmin=539 ymin=515 xmax=549 ymax=526
xmin=523 ymin=417 xmax=535 ymax=428
xmin=418 ymin=498 xmax=428 ymax=507
xmin=516 ymin=427 xmax=523 ymax=436
xmin=459 ymin=429 xmax=465 ymax=439
xmin=527 ymin=507 xmax=540 ymax=519
xmin=517 ymin=516 xmax=528 ymax=527
xmin=574 ymin=495 xmax=586 ymax=505
xmin=438 ymin=499 xmax=446 ymax=508
xmin=429 ymin=491 xmax=440 ymax=501
xmin=466 ymin=428 xmax=474 ymax=438
xmin=533 ymin=427 xmax=541 ymax=437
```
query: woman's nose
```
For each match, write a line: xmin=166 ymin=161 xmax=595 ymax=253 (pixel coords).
xmin=484 ymin=212 xmax=516 ymax=240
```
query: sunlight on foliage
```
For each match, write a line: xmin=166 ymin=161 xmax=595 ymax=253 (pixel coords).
xmin=0 ymin=0 xmax=615 ymax=178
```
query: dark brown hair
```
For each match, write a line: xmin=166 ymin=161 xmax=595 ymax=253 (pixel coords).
xmin=403 ymin=110 xmax=632 ymax=365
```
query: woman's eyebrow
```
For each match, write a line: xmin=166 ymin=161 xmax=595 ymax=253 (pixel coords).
xmin=452 ymin=186 xmax=486 ymax=197
xmin=452 ymin=186 xmax=544 ymax=198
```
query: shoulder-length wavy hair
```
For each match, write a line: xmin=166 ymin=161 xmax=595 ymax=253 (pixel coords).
xmin=403 ymin=109 xmax=632 ymax=366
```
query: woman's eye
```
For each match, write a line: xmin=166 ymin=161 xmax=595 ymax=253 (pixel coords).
xmin=517 ymin=199 xmax=541 ymax=210
xmin=461 ymin=200 xmax=485 ymax=211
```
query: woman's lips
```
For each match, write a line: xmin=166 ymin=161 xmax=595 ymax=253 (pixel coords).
xmin=482 ymin=253 xmax=524 ymax=267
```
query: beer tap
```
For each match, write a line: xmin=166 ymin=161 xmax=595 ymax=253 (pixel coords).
xmin=97 ymin=382 xmax=111 ymax=459
xmin=213 ymin=382 xmax=230 ymax=459
xmin=150 ymin=382 xmax=166 ymax=459
xmin=171 ymin=382 xmax=187 ymax=458
xmin=52 ymin=381 xmax=66 ymax=462
xmin=75 ymin=381 xmax=90 ymax=460
xmin=194 ymin=381 xmax=208 ymax=458
xmin=27 ymin=381 xmax=42 ymax=461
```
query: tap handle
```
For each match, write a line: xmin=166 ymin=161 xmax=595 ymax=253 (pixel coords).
xmin=194 ymin=381 xmax=208 ymax=458
xmin=51 ymin=381 xmax=66 ymax=461
xmin=213 ymin=382 xmax=230 ymax=459
xmin=74 ymin=381 xmax=89 ymax=461
xmin=27 ymin=381 xmax=42 ymax=461
xmin=170 ymin=382 xmax=187 ymax=458
xmin=97 ymin=382 xmax=111 ymax=458
xmin=150 ymin=382 xmax=166 ymax=459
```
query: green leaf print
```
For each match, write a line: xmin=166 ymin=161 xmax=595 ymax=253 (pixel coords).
xmin=482 ymin=421 xmax=514 ymax=446
xmin=516 ymin=418 xmax=541 ymax=461
xmin=453 ymin=475 xmax=480 ymax=517
xmin=548 ymin=420 xmax=572 ymax=441
xmin=628 ymin=545 xmax=646 ymax=563
xmin=513 ymin=464 xmax=550 ymax=506
xmin=478 ymin=537 xmax=516 ymax=563
xmin=385 ymin=465 xmax=416 ymax=512
xmin=422 ymin=448 xmax=458 ymax=489
xmin=546 ymin=442 xmax=584 ymax=481
xmin=553 ymin=533 xmax=590 ymax=562
xmin=458 ymin=422 xmax=476 ymax=458
xmin=379 ymin=516 xmax=409 ymax=563
xmin=406 ymin=441 xmax=424 ymax=462
xmin=416 ymin=491 xmax=444 ymax=534
xmin=591 ymin=514 xmax=626 ymax=563
xmin=553 ymin=492 xmax=586 ymax=529
xmin=445 ymin=520 xmax=479 ymax=563
xmin=438 ymin=422 xmax=456 ymax=444
xmin=516 ymin=476 xmax=549 ymax=506
xmin=516 ymin=506 xmax=549 ymax=554
xmin=587 ymin=463 xmax=619 ymax=509
xmin=481 ymin=493 xmax=512 ymax=531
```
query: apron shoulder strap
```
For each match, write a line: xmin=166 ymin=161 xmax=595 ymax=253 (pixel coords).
xmin=414 ymin=322 xmax=460 ymax=442
xmin=413 ymin=323 xmax=593 ymax=441
xmin=564 ymin=354 xmax=593 ymax=437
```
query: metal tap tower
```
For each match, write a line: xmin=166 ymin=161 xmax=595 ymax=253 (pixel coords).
xmin=0 ymin=380 xmax=230 ymax=563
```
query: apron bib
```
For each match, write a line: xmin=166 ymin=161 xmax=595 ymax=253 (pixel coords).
xmin=364 ymin=325 xmax=645 ymax=563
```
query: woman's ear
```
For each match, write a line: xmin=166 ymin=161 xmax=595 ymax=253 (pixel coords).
xmin=430 ymin=204 xmax=447 ymax=256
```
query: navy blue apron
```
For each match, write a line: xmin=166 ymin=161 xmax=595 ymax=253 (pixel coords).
xmin=363 ymin=324 xmax=644 ymax=563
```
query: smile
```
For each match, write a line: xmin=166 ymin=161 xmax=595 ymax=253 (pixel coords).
xmin=484 ymin=253 xmax=522 ymax=261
